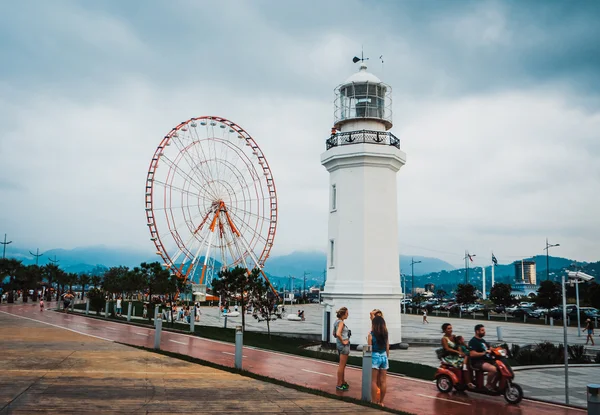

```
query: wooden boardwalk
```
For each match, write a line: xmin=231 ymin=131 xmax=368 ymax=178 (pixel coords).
xmin=0 ymin=312 xmax=381 ymax=414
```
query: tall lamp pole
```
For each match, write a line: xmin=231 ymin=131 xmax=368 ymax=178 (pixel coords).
xmin=561 ymin=274 xmax=569 ymax=405
xmin=544 ymin=238 xmax=560 ymax=281
xmin=29 ymin=248 xmax=44 ymax=266
xmin=303 ymin=271 xmax=310 ymax=301
xmin=410 ymin=258 xmax=422 ymax=296
xmin=401 ymin=273 xmax=408 ymax=313
xmin=1 ymin=234 xmax=12 ymax=259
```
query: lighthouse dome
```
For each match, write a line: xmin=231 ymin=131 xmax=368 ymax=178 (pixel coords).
xmin=344 ymin=62 xmax=381 ymax=84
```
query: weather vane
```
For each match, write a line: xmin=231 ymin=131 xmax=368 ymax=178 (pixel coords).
xmin=352 ymin=46 xmax=369 ymax=64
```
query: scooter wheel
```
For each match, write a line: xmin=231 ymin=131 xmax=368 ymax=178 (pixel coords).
xmin=436 ymin=375 xmax=453 ymax=393
xmin=504 ymin=383 xmax=523 ymax=404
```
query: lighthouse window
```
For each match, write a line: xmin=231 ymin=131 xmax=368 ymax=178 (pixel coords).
xmin=331 ymin=184 xmax=337 ymax=211
xmin=329 ymin=239 xmax=335 ymax=268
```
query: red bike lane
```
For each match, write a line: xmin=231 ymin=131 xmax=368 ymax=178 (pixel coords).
xmin=1 ymin=304 xmax=586 ymax=415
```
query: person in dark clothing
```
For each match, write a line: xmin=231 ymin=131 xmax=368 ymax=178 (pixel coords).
xmin=468 ymin=324 xmax=497 ymax=391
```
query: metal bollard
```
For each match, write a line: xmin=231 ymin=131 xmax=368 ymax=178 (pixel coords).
xmin=505 ymin=313 xmax=508 ymax=322
xmin=588 ymin=384 xmax=600 ymax=415
xmin=361 ymin=344 xmax=372 ymax=402
xmin=190 ymin=308 xmax=195 ymax=333
xmin=459 ymin=309 xmax=462 ymax=319
xmin=595 ymin=317 xmax=598 ymax=329
xmin=71 ymin=300 xmax=75 ymax=312
xmin=488 ymin=313 xmax=490 ymax=321
xmin=524 ymin=315 xmax=527 ymax=324
xmin=85 ymin=300 xmax=90 ymax=315
xmin=133 ymin=306 xmax=136 ymax=318
xmin=473 ymin=312 xmax=475 ymax=320
xmin=224 ymin=315 xmax=228 ymax=329
xmin=154 ymin=305 xmax=159 ymax=327
xmin=127 ymin=302 xmax=132 ymax=322
xmin=550 ymin=317 xmax=554 ymax=327
xmin=104 ymin=300 xmax=109 ymax=318
xmin=154 ymin=318 xmax=162 ymax=350
xmin=497 ymin=326 xmax=503 ymax=341
xmin=234 ymin=326 xmax=243 ymax=369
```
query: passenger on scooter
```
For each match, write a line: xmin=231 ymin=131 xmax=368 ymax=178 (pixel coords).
xmin=468 ymin=324 xmax=497 ymax=391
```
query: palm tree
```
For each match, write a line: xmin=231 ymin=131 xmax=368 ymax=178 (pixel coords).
xmin=42 ymin=263 xmax=61 ymax=301
xmin=79 ymin=274 xmax=91 ymax=299
xmin=0 ymin=258 xmax=23 ymax=303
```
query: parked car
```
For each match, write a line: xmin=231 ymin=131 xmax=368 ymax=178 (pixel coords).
xmin=512 ymin=307 xmax=542 ymax=319
xmin=506 ymin=305 xmax=519 ymax=314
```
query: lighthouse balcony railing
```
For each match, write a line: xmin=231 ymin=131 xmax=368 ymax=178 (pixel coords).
xmin=326 ymin=129 xmax=400 ymax=150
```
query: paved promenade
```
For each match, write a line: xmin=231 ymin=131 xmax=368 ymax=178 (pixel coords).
xmin=0 ymin=310 xmax=381 ymax=415
xmin=0 ymin=302 xmax=587 ymax=415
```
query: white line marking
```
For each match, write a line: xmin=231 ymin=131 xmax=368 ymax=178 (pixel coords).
xmin=135 ymin=332 xmax=148 ymax=336
xmin=0 ymin=311 xmax=114 ymax=343
xmin=222 ymin=351 xmax=247 ymax=357
xmin=169 ymin=340 xmax=187 ymax=345
xmin=522 ymin=398 xmax=587 ymax=411
xmin=416 ymin=394 xmax=471 ymax=406
xmin=302 ymin=369 xmax=333 ymax=377
xmin=104 ymin=327 xmax=118 ymax=330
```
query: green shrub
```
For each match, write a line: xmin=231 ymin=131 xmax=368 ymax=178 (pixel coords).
xmin=86 ymin=288 xmax=106 ymax=315
xmin=568 ymin=345 xmax=589 ymax=363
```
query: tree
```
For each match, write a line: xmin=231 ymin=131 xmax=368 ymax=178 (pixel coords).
xmin=42 ymin=263 xmax=61 ymax=301
xmin=436 ymin=289 xmax=448 ymax=299
xmin=78 ymin=274 xmax=91 ymax=299
xmin=16 ymin=265 xmax=43 ymax=302
xmin=213 ymin=267 xmax=265 ymax=330
xmin=489 ymin=283 xmax=515 ymax=308
xmin=91 ymin=275 xmax=102 ymax=289
xmin=250 ymin=277 xmax=279 ymax=338
xmin=585 ymin=282 xmax=600 ymax=309
xmin=65 ymin=273 xmax=78 ymax=293
xmin=412 ymin=293 xmax=425 ymax=307
xmin=455 ymin=284 xmax=477 ymax=305
xmin=535 ymin=280 xmax=562 ymax=309
xmin=0 ymin=258 xmax=23 ymax=303
xmin=102 ymin=266 xmax=129 ymax=297
xmin=86 ymin=288 xmax=105 ymax=315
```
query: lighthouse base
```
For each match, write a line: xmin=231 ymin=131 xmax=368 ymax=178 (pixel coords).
xmin=321 ymin=292 xmax=403 ymax=346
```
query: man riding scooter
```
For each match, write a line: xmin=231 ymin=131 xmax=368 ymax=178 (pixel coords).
xmin=468 ymin=324 xmax=497 ymax=391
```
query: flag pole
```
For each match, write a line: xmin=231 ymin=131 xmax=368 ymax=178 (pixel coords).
xmin=482 ymin=266 xmax=487 ymax=300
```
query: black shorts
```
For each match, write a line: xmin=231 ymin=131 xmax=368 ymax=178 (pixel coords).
xmin=471 ymin=359 xmax=492 ymax=370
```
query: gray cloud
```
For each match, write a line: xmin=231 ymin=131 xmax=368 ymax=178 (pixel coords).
xmin=0 ymin=0 xmax=599 ymax=265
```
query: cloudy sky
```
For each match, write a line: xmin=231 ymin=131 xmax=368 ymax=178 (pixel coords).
xmin=1 ymin=0 xmax=599 ymax=267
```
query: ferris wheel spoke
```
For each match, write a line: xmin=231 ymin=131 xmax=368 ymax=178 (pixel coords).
xmin=153 ymin=179 xmax=206 ymax=202
xmin=158 ymin=154 xmax=215 ymax=200
xmin=170 ymin=135 xmax=220 ymax=200
xmin=189 ymin=127 xmax=221 ymax=197
xmin=228 ymin=204 xmax=270 ymax=225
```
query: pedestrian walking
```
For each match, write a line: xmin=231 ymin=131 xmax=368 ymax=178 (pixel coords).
xmin=422 ymin=309 xmax=429 ymax=324
xmin=333 ymin=307 xmax=351 ymax=391
xmin=143 ymin=304 xmax=148 ymax=319
xmin=39 ymin=297 xmax=44 ymax=312
xmin=369 ymin=316 xmax=389 ymax=407
xmin=585 ymin=319 xmax=595 ymax=346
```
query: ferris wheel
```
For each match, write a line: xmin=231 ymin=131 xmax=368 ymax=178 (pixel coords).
xmin=145 ymin=116 xmax=278 ymax=292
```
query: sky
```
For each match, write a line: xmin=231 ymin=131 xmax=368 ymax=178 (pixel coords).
xmin=1 ymin=0 xmax=599 ymax=267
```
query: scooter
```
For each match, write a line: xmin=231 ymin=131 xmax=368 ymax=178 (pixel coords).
xmin=434 ymin=345 xmax=523 ymax=404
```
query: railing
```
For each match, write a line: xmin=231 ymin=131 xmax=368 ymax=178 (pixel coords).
xmin=326 ymin=129 xmax=400 ymax=150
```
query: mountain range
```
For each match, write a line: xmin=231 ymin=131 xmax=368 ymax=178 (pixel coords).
xmin=3 ymin=245 xmax=596 ymax=290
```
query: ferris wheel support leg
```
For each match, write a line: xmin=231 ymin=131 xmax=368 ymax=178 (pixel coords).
xmin=199 ymin=212 xmax=220 ymax=285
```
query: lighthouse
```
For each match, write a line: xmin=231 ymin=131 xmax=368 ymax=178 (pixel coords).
xmin=321 ymin=61 xmax=406 ymax=346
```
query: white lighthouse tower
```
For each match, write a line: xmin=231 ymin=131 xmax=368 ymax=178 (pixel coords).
xmin=321 ymin=61 xmax=406 ymax=346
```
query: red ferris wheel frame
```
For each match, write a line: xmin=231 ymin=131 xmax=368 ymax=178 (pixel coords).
xmin=145 ymin=116 xmax=278 ymax=293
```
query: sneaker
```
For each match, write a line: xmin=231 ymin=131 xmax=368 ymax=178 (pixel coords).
xmin=336 ymin=384 xmax=348 ymax=391
xmin=342 ymin=382 xmax=350 ymax=389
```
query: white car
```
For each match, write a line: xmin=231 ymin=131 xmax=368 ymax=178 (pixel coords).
xmin=506 ymin=305 xmax=519 ymax=313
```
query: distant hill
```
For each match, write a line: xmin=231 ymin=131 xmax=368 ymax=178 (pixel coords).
xmin=4 ymin=246 xmax=594 ymax=292
xmin=263 ymin=251 xmax=455 ymax=281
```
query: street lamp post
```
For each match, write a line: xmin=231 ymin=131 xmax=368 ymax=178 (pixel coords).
xmin=1 ymin=234 xmax=12 ymax=259
xmin=561 ymin=274 xmax=569 ymax=405
xmin=401 ymin=273 xmax=408 ymax=313
xmin=29 ymin=248 xmax=44 ymax=266
xmin=410 ymin=258 xmax=422 ymax=296
xmin=544 ymin=238 xmax=560 ymax=281
xmin=567 ymin=271 xmax=595 ymax=338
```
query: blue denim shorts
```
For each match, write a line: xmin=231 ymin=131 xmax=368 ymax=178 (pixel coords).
xmin=372 ymin=352 xmax=389 ymax=370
